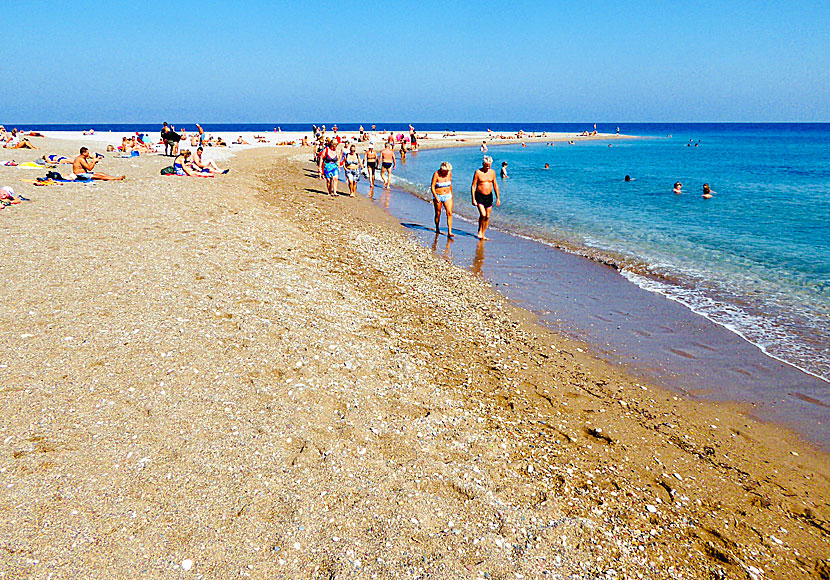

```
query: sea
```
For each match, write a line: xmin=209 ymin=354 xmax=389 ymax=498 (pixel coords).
xmin=386 ymin=124 xmax=830 ymax=383
xmin=14 ymin=122 xmax=830 ymax=442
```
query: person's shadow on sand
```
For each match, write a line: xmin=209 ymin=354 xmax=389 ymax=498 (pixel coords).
xmin=402 ymin=223 xmax=477 ymax=238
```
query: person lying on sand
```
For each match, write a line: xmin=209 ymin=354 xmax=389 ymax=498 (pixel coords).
xmin=72 ymin=147 xmax=125 ymax=181
xmin=234 ymin=136 xmax=250 ymax=145
xmin=41 ymin=154 xmax=73 ymax=165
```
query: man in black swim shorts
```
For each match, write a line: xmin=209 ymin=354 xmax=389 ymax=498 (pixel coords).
xmin=471 ymin=156 xmax=500 ymax=240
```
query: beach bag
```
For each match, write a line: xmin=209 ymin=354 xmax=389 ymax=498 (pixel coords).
xmin=160 ymin=166 xmax=175 ymax=175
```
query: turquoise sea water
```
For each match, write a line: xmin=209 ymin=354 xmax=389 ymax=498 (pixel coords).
xmin=390 ymin=125 xmax=830 ymax=383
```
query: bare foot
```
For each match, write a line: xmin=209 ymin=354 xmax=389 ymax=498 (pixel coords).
xmin=448 ymin=233 xmax=455 ymax=239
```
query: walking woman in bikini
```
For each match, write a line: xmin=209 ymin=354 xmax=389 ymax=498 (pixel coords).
xmin=363 ymin=145 xmax=378 ymax=188
xmin=431 ymin=162 xmax=454 ymax=238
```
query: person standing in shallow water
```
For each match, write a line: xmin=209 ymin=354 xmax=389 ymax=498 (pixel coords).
xmin=379 ymin=143 xmax=396 ymax=188
xmin=431 ymin=162 xmax=454 ymax=238
xmin=363 ymin=145 xmax=378 ymax=188
xmin=471 ymin=156 xmax=500 ymax=240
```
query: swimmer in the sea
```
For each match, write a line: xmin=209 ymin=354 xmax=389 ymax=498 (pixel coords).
xmin=673 ymin=182 xmax=683 ymax=195
xmin=702 ymin=183 xmax=715 ymax=199
xmin=500 ymin=161 xmax=508 ymax=179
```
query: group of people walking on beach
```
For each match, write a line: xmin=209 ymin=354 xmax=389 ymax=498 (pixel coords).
xmin=316 ymin=133 xmax=502 ymax=240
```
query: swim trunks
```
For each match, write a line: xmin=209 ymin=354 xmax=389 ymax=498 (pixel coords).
xmin=323 ymin=162 xmax=339 ymax=179
xmin=474 ymin=192 xmax=494 ymax=208
xmin=366 ymin=161 xmax=377 ymax=170
xmin=382 ymin=162 xmax=393 ymax=169
xmin=435 ymin=193 xmax=452 ymax=203
xmin=75 ymin=172 xmax=94 ymax=180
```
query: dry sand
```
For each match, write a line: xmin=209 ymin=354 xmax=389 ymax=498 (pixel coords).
xmin=1 ymin=137 xmax=828 ymax=579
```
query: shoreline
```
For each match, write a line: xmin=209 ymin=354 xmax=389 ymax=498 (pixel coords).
xmin=1 ymin=139 xmax=828 ymax=577
xmin=358 ymin=174 xmax=830 ymax=447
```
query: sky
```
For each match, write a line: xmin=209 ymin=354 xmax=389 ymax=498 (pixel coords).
xmin=2 ymin=0 xmax=828 ymax=123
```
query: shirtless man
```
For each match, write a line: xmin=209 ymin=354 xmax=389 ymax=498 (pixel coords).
xmin=191 ymin=147 xmax=228 ymax=174
xmin=379 ymin=143 xmax=396 ymax=188
xmin=72 ymin=147 xmax=125 ymax=181
xmin=471 ymin=156 xmax=500 ymax=240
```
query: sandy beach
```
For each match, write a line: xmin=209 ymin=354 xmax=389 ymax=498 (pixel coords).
xmin=1 ymin=136 xmax=828 ymax=578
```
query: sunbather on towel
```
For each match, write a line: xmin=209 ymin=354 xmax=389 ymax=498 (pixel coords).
xmin=72 ymin=147 xmax=125 ymax=181
xmin=42 ymin=155 xmax=73 ymax=164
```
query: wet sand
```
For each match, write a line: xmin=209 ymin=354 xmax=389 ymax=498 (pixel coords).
xmin=1 ymin=138 xmax=828 ymax=578
xmin=362 ymin=180 xmax=830 ymax=447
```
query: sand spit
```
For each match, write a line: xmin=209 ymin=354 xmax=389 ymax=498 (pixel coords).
xmin=0 ymin=140 xmax=828 ymax=579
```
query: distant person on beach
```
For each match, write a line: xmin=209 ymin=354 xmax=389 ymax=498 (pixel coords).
xmin=480 ymin=141 xmax=488 ymax=152
xmin=400 ymin=141 xmax=407 ymax=162
xmin=73 ymin=147 xmax=125 ymax=181
xmin=379 ymin=143 xmax=396 ymax=189
xmin=161 ymin=122 xmax=181 ymax=156
xmin=409 ymin=125 xmax=418 ymax=151
xmin=431 ymin=162 xmax=454 ymax=238
xmin=673 ymin=182 xmax=683 ymax=195
xmin=471 ymin=156 xmax=500 ymax=240
xmin=318 ymin=139 xmax=341 ymax=196
xmin=363 ymin=145 xmax=378 ymax=188
xmin=342 ymin=144 xmax=362 ymax=197
xmin=702 ymin=183 xmax=715 ymax=198
xmin=500 ymin=161 xmax=509 ymax=179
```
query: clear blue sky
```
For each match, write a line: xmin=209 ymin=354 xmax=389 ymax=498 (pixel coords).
xmin=3 ymin=0 xmax=828 ymax=123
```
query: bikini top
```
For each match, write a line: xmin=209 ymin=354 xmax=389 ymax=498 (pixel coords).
xmin=434 ymin=181 xmax=452 ymax=189
xmin=344 ymin=154 xmax=360 ymax=167
xmin=323 ymin=150 xmax=338 ymax=163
